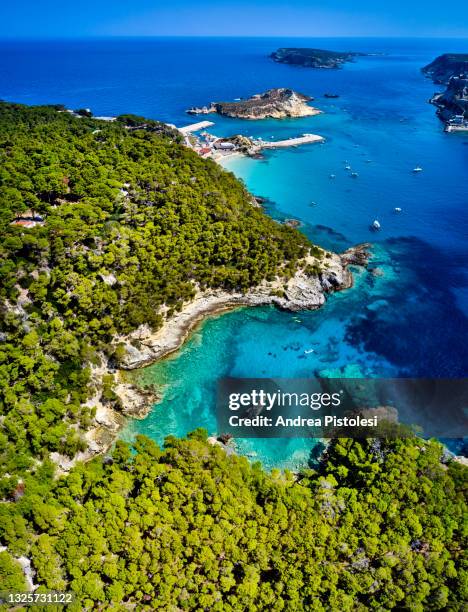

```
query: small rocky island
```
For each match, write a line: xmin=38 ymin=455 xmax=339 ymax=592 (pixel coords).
xmin=422 ymin=54 xmax=468 ymax=132
xmin=187 ymin=88 xmax=320 ymax=119
xmin=270 ymin=48 xmax=365 ymax=69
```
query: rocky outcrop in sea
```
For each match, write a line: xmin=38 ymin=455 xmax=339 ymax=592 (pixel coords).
xmin=188 ymin=88 xmax=320 ymax=120
xmin=270 ymin=48 xmax=365 ymax=69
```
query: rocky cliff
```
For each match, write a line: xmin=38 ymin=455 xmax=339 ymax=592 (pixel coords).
xmin=117 ymin=244 xmax=370 ymax=369
xmin=422 ymin=53 xmax=468 ymax=84
xmin=430 ymin=75 xmax=468 ymax=122
xmin=423 ymin=54 xmax=468 ymax=129
xmin=189 ymin=88 xmax=321 ymax=120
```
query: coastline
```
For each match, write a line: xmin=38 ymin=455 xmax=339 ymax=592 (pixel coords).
xmin=50 ymin=244 xmax=370 ymax=472
xmin=2 ymin=40 xmax=467 ymax=608
xmin=187 ymin=88 xmax=322 ymax=120
xmin=116 ymin=244 xmax=370 ymax=370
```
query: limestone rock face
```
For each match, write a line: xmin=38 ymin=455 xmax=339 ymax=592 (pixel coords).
xmin=118 ymin=244 xmax=371 ymax=369
xmin=213 ymin=88 xmax=321 ymax=120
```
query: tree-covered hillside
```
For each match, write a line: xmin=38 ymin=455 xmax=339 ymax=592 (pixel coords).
xmin=0 ymin=103 xmax=466 ymax=611
xmin=0 ymin=102 xmax=308 ymax=489
xmin=1 ymin=432 xmax=466 ymax=610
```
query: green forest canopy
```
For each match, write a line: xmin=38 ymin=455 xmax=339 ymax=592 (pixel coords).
xmin=1 ymin=432 xmax=467 ymax=610
xmin=0 ymin=102 xmax=309 ymax=488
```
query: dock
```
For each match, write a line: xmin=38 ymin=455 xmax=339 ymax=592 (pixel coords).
xmin=178 ymin=121 xmax=215 ymax=135
xmin=260 ymin=134 xmax=324 ymax=148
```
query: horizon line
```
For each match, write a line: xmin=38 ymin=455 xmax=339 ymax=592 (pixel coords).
xmin=1 ymin=34 xmax=467 ymax=41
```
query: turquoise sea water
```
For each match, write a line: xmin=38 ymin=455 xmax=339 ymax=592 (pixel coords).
xmin=129 ymin=255 xmax=400 ymax=470
xmin=2 ymin=37 xmax=467 ymax=467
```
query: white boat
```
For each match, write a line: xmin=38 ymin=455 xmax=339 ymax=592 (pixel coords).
xmin=329 ymin=174 xmax=336 ymax=179
xmin=351 ymin=172 xmax=359 ymax=178
xmin=413 ymin=167 xmax=423 ymax=173
xmin=345 ymin=165 xmax=352 ymax=170
xmin=304 ymin=349 xmax=314 ymax=354
xmin=372 ymin=220 xmax=381 ymax=230
xmin=394 ymin=207 xmax=402 ymax=213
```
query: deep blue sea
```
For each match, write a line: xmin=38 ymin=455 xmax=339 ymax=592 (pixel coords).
xmin=2 ymin=37 xmax=467 ymax=469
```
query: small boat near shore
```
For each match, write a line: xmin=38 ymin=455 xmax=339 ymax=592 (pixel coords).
xmin=371 ymin=219 xmax=381 ymax=231
xmin=394 ymin=207 xmax=402 ymax=213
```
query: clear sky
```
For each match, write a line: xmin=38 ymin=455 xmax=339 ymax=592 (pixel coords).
xmin=2 ymin=0 xmax=468 ymax=39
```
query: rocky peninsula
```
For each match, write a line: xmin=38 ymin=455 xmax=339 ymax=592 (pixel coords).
xmin=422 ymin=54 xmax=468 ymax=132
xmin=270 ymin=48 xmax=366 ymax=69
xmin=422 ymin=53 xmax=468 ymax=84
xmin=116 ymin=244 xmax=370 ymax=369
xmin=187 ymin=88 xmax=320 ymax=119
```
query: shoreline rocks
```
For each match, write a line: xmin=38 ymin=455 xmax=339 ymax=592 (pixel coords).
xmin=188 ymin=88 xmax=321 ymax=120
xmin=117 ymin=244 xmax=370 ymax=370
xmin=422 ymin=54 xmax=468 ymax=131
